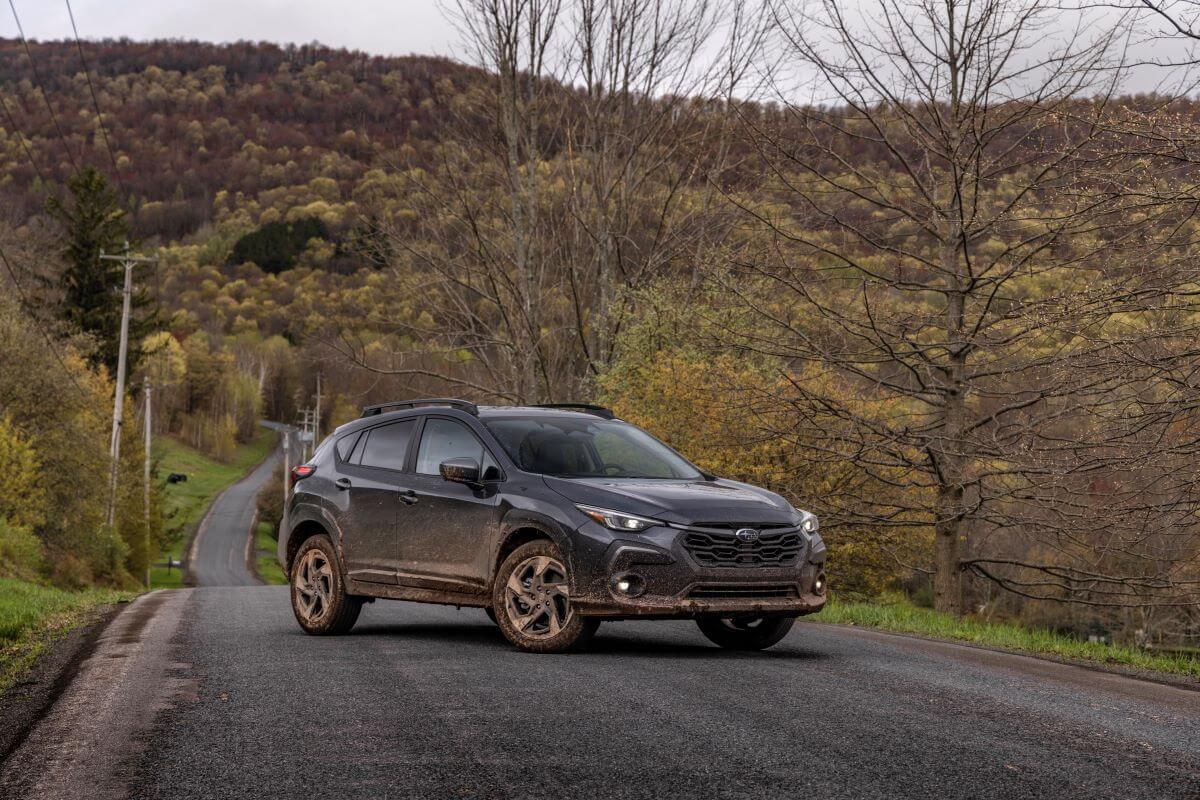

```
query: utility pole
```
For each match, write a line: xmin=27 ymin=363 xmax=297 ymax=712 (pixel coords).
xmin=99 ymin=242 xmax=157 ymax=529
xmin=282 ymin=429 xmax=291 ymax=503
xmin=313 ymin=374 xmax=322 ymax=449
xmin=296 ymin=408 xmax=313 ymax=461
xmin=143 ymin=384 xmax=152 ymax=587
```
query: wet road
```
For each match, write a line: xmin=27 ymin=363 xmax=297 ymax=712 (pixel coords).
xmin=3 ymin=425 xmax=1199 ymax=799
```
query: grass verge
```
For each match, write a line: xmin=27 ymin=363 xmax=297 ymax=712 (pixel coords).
xmin=819 ymin=593 xmax=1200 ymax=680
xmin=0 ymin=578 xmax=132 ymax=695
xmin=253 ymin=521 xmax=287 ymax=585
xmin=152 ymin=428 xmax=276 ymax=588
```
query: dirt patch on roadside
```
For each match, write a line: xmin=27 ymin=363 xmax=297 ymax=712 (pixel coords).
xmin=0 ymin=603 xmax=125 ymax=764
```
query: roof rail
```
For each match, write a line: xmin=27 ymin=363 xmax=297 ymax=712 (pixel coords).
xmin=361 ymin=398 xmax=479 ymax=417
xmin=532 ymin=403 xmax=615 ymax=420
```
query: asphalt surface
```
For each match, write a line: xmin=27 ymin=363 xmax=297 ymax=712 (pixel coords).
xmin=3 ymin=423 xmax=1199 ymax=799
xmin=185 ymin=421 xmax=294 ymax=587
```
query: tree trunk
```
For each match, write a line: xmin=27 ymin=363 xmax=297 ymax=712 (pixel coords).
xmin=933 ymin=484 xmax=963 ymax=615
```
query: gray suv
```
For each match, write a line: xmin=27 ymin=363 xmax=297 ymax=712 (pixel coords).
xmin=279 ymin=399 xmax=827 ymax=653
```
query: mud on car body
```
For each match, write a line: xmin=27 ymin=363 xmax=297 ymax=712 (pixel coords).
xmin=280 ymin=399 xmax=827 ymax=653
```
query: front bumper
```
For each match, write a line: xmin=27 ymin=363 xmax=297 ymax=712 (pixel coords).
xmin=569 ymin=524 xmax=828 ymax=620
xmin=573 ymin=592 xmax=827 ymax=619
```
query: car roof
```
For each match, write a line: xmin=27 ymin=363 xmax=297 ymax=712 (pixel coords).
xmin=329 ymin=404 xmax=613 ymax=439
xmin=475 ymin=405 xmax=613 ymax=420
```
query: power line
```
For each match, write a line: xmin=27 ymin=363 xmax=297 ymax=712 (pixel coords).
xmin=7 ymin=0 xmax=82 ymax=177
xmin=0 ymin=241 xmax=94 ymax=402
xmin=0 ymin=241 xmax=147 ymax=485
xmin=63 ymin=0 xmax=121 ymax=180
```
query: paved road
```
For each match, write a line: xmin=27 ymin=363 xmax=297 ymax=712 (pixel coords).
xmin=3 ymin=430 xmax=1199 ymax=799
xmin=186 ymin=421 xmax=293 ymax=587
xmin=116 ymin=591 xmax=1199 ymax=800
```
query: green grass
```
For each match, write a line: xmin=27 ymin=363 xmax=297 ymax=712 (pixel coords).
xmin=819 ymin=593 xmax=1200 ymax=679
xmin=151 ymin=427 xmax=276 ymax=589
xmin=0 ymin=578 xmax=132 ymax=694
xmin=253 ymin=521 xmax=287 ymax=585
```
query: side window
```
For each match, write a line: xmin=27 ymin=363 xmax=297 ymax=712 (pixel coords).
xmin=335 ymin=431 xmax=361 ymax=462
xmin=416 ymin=418 xmax=499 ymax=476
xmin=347 ymin=431 xmax=367 ymax=465
xmin=358 ymin=420 xmax=416 ymax=471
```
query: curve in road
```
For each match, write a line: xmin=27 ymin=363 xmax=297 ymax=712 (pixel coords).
xmin=186 ymin=421 xmax=293 ymax=587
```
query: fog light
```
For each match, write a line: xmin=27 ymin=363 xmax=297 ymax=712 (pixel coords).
xmin=814 ymin=572 xmax=827 ymax=595
xmin=612 ymin=573 xmax=646 ymax=597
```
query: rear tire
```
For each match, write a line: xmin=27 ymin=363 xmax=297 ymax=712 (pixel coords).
xmin=290 ymin=534 xmax=362 ymax=635
xmin=696 ymin=615 xmax=795 ymax=650
xmin=492 ymin=540 xmax=598 ymax=653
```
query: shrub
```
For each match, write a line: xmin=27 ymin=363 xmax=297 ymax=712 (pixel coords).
xmin=256 ymin=465 xmax=285 ymax=539
xmin=0 ymin=519 xmax=43 ymax=580
xmin=0 ymin=416 xmax=46 ymax=531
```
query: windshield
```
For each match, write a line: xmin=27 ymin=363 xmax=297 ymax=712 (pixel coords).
xmin=483 ymin=416 xmax=701 ymax=479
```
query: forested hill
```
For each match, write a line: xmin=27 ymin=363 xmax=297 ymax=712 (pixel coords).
xmin=0 ymin=38 xmax=475 ymax=237
xmin=4 ymin=27 xmax=1200 ymax=650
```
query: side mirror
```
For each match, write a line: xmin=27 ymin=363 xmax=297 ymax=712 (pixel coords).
xmin=439 ymin=457 xmax=480 ymax=485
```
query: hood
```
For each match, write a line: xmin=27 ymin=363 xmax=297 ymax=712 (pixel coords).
xmin=543 ymin=476 xmax=797 ymax=527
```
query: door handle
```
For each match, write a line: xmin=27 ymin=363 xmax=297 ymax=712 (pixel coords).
xmin=398 ymin=489 xmax=418 ymax=505
xmin=334 ymin=477 xmax=352 ymax=490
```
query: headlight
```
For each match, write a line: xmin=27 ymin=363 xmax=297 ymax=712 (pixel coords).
xmin=577 ymin=505 xmax=660 ymax=532
xmin=790 ymin=507 xmax=818 ymax=533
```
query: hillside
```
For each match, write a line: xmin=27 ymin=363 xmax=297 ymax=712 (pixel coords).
xmin=0 ymin=38 xmax=476 ymax=239
xmin=2 ymin=25 xmax=1199 ymax=652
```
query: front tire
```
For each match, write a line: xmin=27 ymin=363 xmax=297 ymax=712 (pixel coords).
xmin=696 ymin=615 xmax=795 ymax=650
xmin=290 ymin=534 xmax=362 ymax=635
xmin=492 ymin=540 xmax=598 ymax=653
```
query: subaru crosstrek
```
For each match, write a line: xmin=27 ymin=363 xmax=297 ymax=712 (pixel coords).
xmin=279 ymin=399 xmax=827 ymax=653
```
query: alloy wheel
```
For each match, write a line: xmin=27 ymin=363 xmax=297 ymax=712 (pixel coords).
xmin=294 ymin=548 xmax=334 ymax=625
xmin=503 ymin=555 xmax=573 ymax=638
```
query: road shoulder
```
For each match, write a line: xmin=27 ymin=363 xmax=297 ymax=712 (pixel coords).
xmin=0 ymin=600 xmax=124 ymax=763
xmin=0 ymin=590 xmax=194 ymax=800
xmin=804 ymin=620 xmax=1200 ymax=697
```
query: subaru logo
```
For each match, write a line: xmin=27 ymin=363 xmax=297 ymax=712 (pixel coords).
xmin=734 ymin=528 xmax=759 ymax=543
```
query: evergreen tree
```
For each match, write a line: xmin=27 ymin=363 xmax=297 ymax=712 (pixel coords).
xmin=47 ymin=167 xmax=156 ymax=376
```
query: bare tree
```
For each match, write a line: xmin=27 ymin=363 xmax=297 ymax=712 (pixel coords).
xmin=324 ymin=0 xmax=765 ymax=403
xmin=560 ymin=0 xmax=756 ymax=368
xmin=719 ymin=0 xmax=1200 ymax=614
xmin=1138 ymin=0 xmax=1200 ymax=39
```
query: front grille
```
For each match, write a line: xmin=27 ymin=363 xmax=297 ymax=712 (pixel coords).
xmin=682 ymin=527 xmax=804 ymax=567
xmin=688 ymin=585 xmax=798 ymax=600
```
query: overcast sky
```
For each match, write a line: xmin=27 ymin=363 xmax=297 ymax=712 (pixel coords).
xmin=6 ymin=0 xmax=1200 ymax=95
xmin=7 ymin=0 xmax=463 ymax=60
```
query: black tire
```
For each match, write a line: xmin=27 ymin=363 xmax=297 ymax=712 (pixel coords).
xmin=492 ymin=540 xmax=599 ymax=653
xmin=696 ymin=615 xmax=795 ymax=651
xmin=290 ymin=534 xmax=362 ymax=635
xmin=484 ymin=606 xmax=497 ymax=625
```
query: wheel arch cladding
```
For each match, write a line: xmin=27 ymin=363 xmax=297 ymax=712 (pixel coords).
xmin=493 ymin=525 xmax=557 ymax=581
xmin=287 ymin=518 xmax=333 ymax=573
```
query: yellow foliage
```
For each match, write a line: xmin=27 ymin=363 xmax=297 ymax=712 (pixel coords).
xmin=0 ymin=416 xmax=46 ymax=531
xmin=600 ymin=322 xmax=933 ymax=597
